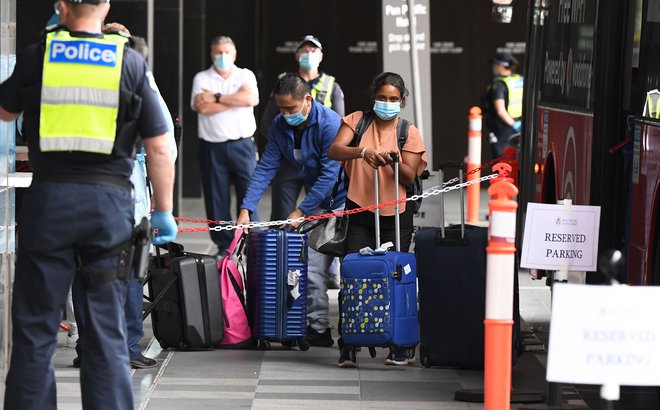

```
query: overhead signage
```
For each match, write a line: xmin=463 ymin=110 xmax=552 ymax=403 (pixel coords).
xmin=521 ymin=202 xmax=600 ymax=271
xmin=547 ymin=283 xmax=660 ymax=385
xmin=382 ymin=0 xmax=433 ymax=165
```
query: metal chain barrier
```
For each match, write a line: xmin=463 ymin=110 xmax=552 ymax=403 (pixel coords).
xmin=175 ymin=172 xmax=500 ymax=233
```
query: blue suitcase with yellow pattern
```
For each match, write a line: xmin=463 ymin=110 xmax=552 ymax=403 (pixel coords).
xmin=340 ymin=156 xmax=419 ymax=350
xmin=340 ymin=250 xmax=418 ymax=348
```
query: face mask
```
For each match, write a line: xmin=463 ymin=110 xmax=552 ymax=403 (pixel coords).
xmin=492 ymin=66 xmax=501 ymax=77
xmin=214 ymin=54 xmax=233 ymax=72
xmin=298 ymin=52 xmax=321 ymax=71
xmin=373 ymin=101 xmax=401 ymax=120
xmin=283 ymin=99 xmax=309 ymax=126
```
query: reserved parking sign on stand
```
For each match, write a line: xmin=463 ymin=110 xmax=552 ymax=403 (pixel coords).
xmin=547 ymin=283 xmax=660 ymax=387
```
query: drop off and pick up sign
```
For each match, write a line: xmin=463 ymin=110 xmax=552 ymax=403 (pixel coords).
xmin=521 ymin=202 xmax=600 ymax=272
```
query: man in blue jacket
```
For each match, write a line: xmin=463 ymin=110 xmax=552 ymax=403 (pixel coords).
xmin=237 ymin=74 xmax=344 ymax=347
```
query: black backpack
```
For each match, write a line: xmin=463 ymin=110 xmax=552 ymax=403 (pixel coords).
xmin=350 ymin=111 xmax=428 ymax=213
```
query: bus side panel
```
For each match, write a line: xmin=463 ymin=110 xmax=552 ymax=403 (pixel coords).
xmin=536 ymin=107 xmax=594 ymax=205
xmin=627 ymin=123 xmax=660 ymax=285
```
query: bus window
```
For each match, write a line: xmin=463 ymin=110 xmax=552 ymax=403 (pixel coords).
xmin=539 ymin=0 xmax=597 ymax=110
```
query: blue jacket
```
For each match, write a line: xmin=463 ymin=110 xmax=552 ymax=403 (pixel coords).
xmin=241 ymin=100 xmax=345 ymax=215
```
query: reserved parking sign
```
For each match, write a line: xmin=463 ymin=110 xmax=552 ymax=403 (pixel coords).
xmin=547 ymin=283 xmax=660 ymax=386
xmin=521 ymin=202 xmax=600 ymax=271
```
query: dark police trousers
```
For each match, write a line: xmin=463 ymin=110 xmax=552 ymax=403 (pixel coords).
xmin=5 ymin=180 xmax=134 ymax=410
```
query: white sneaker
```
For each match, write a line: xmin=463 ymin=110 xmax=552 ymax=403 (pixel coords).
xmin=66 ymin=328 xmax=79 ymax=348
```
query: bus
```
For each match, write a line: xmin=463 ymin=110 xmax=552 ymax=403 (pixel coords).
xmin=517 ymin=0 xmax=660 ymax=285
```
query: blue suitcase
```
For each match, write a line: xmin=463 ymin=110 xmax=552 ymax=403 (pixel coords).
xmin=340 ymin=157 xmax=419 ymax=351
xmin=246 ymin=229 xmax=310 ymax=350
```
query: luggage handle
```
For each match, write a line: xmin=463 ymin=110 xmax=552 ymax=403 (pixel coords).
xmin=437 ymin=161 xmax=465 ymax=240
xmin=373 ymin=153 xmax=401 ymax=252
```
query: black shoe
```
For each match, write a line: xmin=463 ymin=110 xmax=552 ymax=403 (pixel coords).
xmin=385 ymin=347 xmax=410 ymax=366
xmin=72 ymin=356 xmax=80 ymax=368
xmin=130 ymin=354 xmax=157 ymax=369
xmin=306 ymin=326 xmax=334 ymax=347
xmin=338 ymin=345 xmax=357 ymax=368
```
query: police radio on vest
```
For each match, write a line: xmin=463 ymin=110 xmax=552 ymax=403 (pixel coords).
xmin=50 ymin=40 xmax=118 ymax=67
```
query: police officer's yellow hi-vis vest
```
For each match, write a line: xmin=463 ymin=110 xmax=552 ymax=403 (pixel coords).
xmin=495 ymin=74 xmax=524 ymax=119
xmin=644 ymin=90 xmax=660 ymax=119
xmin=40 ymin=30 xmax=128 ymax=154
xmin=311 ymin=73 xmax=335 ymax=107
xmin=278 ymin=72 xmax=335 ymax=108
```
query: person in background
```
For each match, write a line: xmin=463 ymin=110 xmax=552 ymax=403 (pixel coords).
xmin=191 ymin=36 xmax=259 ymax=258
xmin=101 ymin=23 xmax=178 ymax=369
xmin=260 ymin=35 xmax=345 ymax=289
xmin=481 ymin=51 xmax=524 ymax=158
xmin=237 ymin=74 xmax=344 ymax=347
xmin=0 ymin=0 xmax=177 ymax=408
xmin=328 ymin=72 xmax=427 ymax=368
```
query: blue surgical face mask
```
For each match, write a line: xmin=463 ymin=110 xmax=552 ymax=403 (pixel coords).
xmin=373 ymin=100 xmax=401 ymax=120
xmin=283 ymin=99 xmax=309 ymax=126
xmin=298 ymin=52 xmax=321 ymax=71
xmin=214 ymin=54 xmax=233 ymax=72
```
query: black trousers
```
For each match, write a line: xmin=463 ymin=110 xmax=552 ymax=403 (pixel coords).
xmin=343 ymin=198 xmax=414 ymax=254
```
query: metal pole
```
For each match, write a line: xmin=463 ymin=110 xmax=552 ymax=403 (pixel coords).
xmin=176 ymin=0 xmax=184 ymax=214
xmin=147 ymin=0 xmax=154 ymax=71
xmin=374 ymin=169 xmax=381 ymax=248
xmin=406 ymin=0 xmax=424 ymax=138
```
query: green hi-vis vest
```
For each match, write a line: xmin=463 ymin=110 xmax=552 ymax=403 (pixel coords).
xmin=495 ymin=74 xmax=524 ymax=119
xmin=40 ymin=31 xmax=128 ymax=154
xmin=644 ymin=90 xmax=660 ymax=119
xmin=278 ymin=72 xmax=335 ymax=108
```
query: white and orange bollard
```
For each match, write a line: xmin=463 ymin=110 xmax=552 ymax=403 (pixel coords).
xmin=484 ymin=163 xmax=518 ymax=410
xmin=467 ymin=107 xmax=482 ymax=223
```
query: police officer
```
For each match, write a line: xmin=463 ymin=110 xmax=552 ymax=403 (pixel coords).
xmin=260 ymin=35 xmax=345 ymax=222
xmin=0 ymin=1 xmax=177 ymax=409
xmin=482 ymin=51 xmax=524 ymax=158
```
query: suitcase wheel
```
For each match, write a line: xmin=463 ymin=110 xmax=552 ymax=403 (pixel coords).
xmin=421 ymin=355 xmax=431 ymax=368
xmin=368 ymin=347 xmax=377 ymax=358
xmin=408 ymin=346 xmax=417 ymax=363
xmin=298 ymin=339 xmax=310 ymax=351
xmin=257 ymin=339 xmax=270 ymax=350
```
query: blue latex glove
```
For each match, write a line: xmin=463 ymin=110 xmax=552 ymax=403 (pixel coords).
xmin=151 ymin=210 xmax=178 ymax=245
xmin=512 ymin=120 xmax=522 ymax=133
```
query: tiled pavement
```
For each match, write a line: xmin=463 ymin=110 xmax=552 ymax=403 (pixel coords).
xmin=42 ymin=187 xmax=566 ymax=409
xmin=24 ymin=186 xmax=660 ymax=409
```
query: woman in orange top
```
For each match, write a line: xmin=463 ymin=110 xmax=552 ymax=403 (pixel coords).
xmin=328 ymin=72 xmax=427 ymax=367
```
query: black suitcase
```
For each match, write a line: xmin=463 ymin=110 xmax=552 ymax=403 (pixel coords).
xmin=415 ymin=163 xmax=520 ymax=368
xmin=147 ymin=243 xmax=224 ymax=349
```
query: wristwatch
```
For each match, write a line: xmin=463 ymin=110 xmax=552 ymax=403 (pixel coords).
xmin=214 ymin=92 xmax=222 ymax=103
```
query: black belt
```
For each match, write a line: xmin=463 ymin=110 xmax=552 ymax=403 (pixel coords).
xmin=33 ymin=173 xmax=132 ymax=191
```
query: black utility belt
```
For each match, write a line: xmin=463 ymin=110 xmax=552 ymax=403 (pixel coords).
xmin=33 ymin=173 xmax=132 ymax=191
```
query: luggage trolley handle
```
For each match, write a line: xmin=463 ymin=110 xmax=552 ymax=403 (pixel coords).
xmin=373 ymin=153 xmax=401 ymax=252
xmin=437 ymin=161 xmax=465 ymax=240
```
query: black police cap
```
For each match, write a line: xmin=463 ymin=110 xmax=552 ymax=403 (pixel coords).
xmin=296 ymin=35 xmax=322 ymax=51
xmin=491 ymin=51 xmax=518 ymax=67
